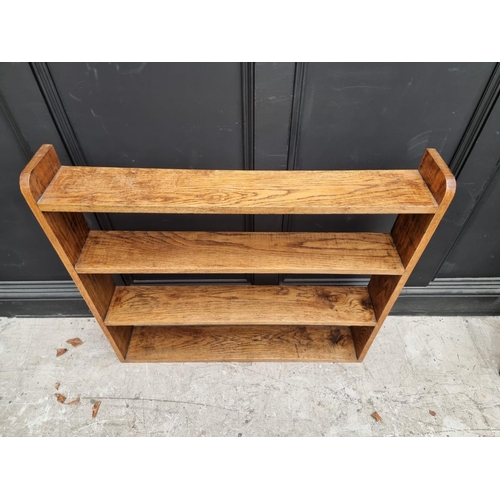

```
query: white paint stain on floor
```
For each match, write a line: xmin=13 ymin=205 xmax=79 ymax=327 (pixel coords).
xmin=0 ymin=316 xmax=499 ymax=436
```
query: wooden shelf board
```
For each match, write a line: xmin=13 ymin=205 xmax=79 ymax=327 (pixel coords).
xmin=75 ymin=231 xmax=404 ymax=275
xmin=105 ymin=285 xmax=376 ymax=326
xmin=39 ymin=166 xmax=438 ymax=214
xmin=126 ymin=325 xmax=358 ymax=362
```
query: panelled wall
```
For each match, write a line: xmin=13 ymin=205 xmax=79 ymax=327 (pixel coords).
xmin=1 ymin=62 xmax=499 ymax=316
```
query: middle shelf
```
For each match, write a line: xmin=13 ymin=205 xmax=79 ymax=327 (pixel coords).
xmin=76 ymin=231 xmax=404 ymax=275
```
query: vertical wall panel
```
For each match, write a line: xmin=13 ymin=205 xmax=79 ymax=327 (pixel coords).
xmin=0 ymin=63 xmax=71 ymax=280
xmin=284 ymin=62 xmax=495 ymax=286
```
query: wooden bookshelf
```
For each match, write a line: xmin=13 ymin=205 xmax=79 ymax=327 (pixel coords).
xmin=20 ymin=145 xmax=455 ymax=362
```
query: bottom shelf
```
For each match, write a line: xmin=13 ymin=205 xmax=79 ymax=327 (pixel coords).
xmin=125 ymin=325 xmax=358 ymax=363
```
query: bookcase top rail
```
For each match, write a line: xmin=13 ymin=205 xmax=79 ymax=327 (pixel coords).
xmin=36 ymin=165 xmax=439 ymax=214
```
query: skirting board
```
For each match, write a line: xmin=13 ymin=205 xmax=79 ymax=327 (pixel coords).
xmin=0 ymin=279 xmax=499 ymax=317
xmin=392 ymin=277 xmax=500 ymax=315
xmin=0 ymin=281 xmax=91 ymax=317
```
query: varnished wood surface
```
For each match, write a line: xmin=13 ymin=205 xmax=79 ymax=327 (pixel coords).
xmin=21 ymin=145 xmax=455 ymax=363
xmin=76 ymin=231 xmax=404 ymax=275
xmin=350 ymin=326 xmax=374 ymax=359
xmin=19 ymin=145 xmax=133 ymax=361
xmin=126 ymin=325 xmax=357 ymax=362
xmin=105 ymin=285 xmax=376 ymax=326
xmin=38 ymin=166 xmax=438 ymax=214
xmin=352 ymin=149 xmax=456 ymax=360
xmin=418 ymin=148 xmax=457 ymax=205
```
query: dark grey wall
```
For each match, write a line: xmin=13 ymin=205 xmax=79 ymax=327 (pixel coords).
xmin=281 ymin=63 xmax=496 ymax=288
xmin=0 ymin=63 xmax=70 ymax=281
xmin=437 ymin=94 xmax=500 ymax=279
xmin=295 ymin=63 xmax=492 ymax=171
xmin=1 ymin=62 xmax=499 ymax=316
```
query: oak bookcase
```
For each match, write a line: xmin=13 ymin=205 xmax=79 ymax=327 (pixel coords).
xmin=20 ymin=145 xmax=455 ymax=363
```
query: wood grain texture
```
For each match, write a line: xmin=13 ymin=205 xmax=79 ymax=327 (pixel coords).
xmin=352 ymin=149 xmax=456 ymax=360
xmin=105 ymin=285 xmax=376 ymax=327
xmin=19 ymin=145 xmax=132 ymax=361
xmin=126 ymin=325 xmax=357 ymax=362
xmin=418 ymin=148 xmax=456 ymax=204
xmin=76 ymin=231 xmax=404 ymax=275
xmin=350 ymin=326 xmax=374 ymax=358
xmin=22 ymin=145 xmax=454 ymax=363
xmin=38 ymin=167 xmax=438 ymax=214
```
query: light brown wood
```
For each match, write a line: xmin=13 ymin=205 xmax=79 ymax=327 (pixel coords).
xmin=352 ymin=149 xmax=456 ymax=360
xmin=38 ymin=166 xmax=438 ymax=214
xmin=19 ymin=145 xmax=133 ymax=361
xmin=76 ymin=231 xmax=404 ymax=275
xmin=21 ymin=145 xmax=455 ymax=363
xmin=126 ymin=325 xmax=357 ymax=362
xmin=105 ymin=285 xmax=376 ymax=327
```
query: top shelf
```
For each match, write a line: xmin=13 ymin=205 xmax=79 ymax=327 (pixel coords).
xmin=37 ymin=166 xmax=438 ymax=214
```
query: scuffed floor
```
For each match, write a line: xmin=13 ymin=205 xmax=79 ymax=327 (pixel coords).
xmin=0 ymin=316 xmax=499 ymax=436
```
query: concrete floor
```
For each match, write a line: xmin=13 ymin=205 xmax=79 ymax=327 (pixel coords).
xmin=0 ymin=315 xmax=499 ymax=436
